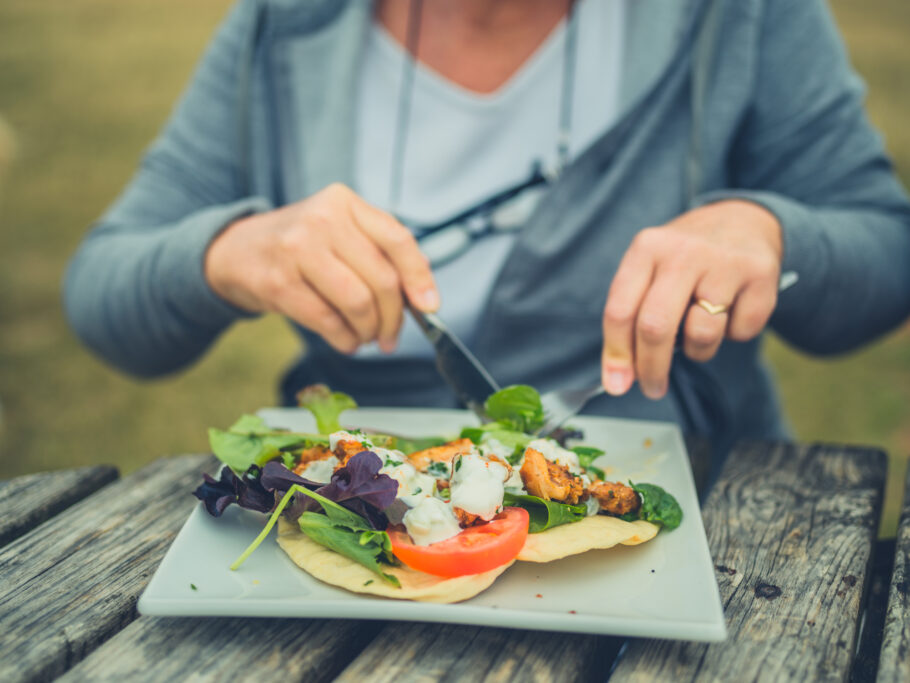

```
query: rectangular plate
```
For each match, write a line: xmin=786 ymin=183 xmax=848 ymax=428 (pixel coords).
xmin=138 ymin=408 xmax=726 ymax=642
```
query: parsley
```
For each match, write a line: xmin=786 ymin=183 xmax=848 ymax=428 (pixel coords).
xmin=413 ymin=487 xmax=422 ymax=495
xmin=383 ymin=457 xmax=399 ymax=468
xmin=190 ymin=583 xmax=198 ymax=591
xmin=426 ymin=461 xmax=449 ymax=478
xmin=364 ymin=579 xmax=374 ymax=586
xmin=454 ymin=457 xmax=462 ymax=472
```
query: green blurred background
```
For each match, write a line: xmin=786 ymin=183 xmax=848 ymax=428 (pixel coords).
xmin=0 ymin=1 xmax=908 ymax=532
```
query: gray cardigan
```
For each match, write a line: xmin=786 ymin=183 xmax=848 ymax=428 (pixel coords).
xmin=64 ymin=0 xmax=910 ymax=458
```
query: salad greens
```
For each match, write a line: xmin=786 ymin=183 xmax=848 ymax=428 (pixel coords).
xmin=624 ymin=482 xmax=683 ymax=530
xmin=502 ymin=492 xmax=587 ymax=533
xmin=483 ymin=384 xmax=545 ymax=433
xmin=208 ymin=414 xmax=325 ymax=473
xmin=297 ymin=384 xmax=356 ymax=434
xmin=570 ymin=446 xmax=607 ymax=481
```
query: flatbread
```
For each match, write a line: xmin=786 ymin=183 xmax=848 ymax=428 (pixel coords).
xmin=517 ymin=516 xmax=659 ymax=563
xmin=276 ymin=517 xmax=512 ymax=603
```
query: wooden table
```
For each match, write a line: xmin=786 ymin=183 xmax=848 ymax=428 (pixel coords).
xmin=0 ymin=440 xmax=903 ymax=682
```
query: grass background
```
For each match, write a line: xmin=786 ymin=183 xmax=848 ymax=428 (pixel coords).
xmin=0 ymin=0 xmax=908 ymax=533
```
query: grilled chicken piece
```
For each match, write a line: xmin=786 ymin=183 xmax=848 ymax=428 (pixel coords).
xmin=292 ymin=445 xmax=333 ymax=476
xmin=453 ymin=506 xmax=485 ymax=528
xmin=520 ymin=447 xmax=586 ymax=504
xmin=333 ymin=439 xmax=367 ymax=466
xmin=408 ymin=438 xmax=475 ymax=471
xmin=589 ymin=481 xmax=641 ymax=516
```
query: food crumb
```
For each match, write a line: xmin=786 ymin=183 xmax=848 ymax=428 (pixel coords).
xmin=650 ymin=569 xmax=655 ymax=574
xmin=568 ymin=610 xmax=577 ymax=614
xmin=364 ymin=580 xmax=374 ymax=586
xmin=535 ymin=593 xmax=542 ymax=598
xmin=643 ymin=438 xmax=653 ymax=448
xmin=190 ymin=583 xmax=197 ymax=591
xmin=252 ymin=580 xmax=260 ymax=586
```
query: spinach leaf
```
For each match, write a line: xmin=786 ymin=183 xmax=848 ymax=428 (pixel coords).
xmin=571 ymin=446 xmax=606 ymax=481
xmin=208 ymin=414 xmax=324 ymax=472
xmin=297 ymin=384 xmax=357 ymax=434
xmin=502 ymin=492 xmax=587 ymax=533
xmin=629 ymin=482 xmax=683 ymax=530
xmin=484 ymin=385 xmax=545 ymax=433
xmin=460 ymin=423 xmax=531 ymax=454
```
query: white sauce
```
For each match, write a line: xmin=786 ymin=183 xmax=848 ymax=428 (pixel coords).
xmin=380 ymin=460 xmax=436 ymax=507
xmin=329 ymin=430 xmax=373 ymax=451
xmin=526 ymin=438 xmax=582 ymax=474
xmin=402 ymin=497 xmax=462 ymax=545
xmin=300 ymin=455 xmax=340 ymax=483
xmin=585 ymin=496 xmax=600 ymax=516
xmin=450 ymin=453 xmax=508 ymax=521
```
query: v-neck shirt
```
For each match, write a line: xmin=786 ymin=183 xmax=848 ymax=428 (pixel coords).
xmin=354 ymin=0 xmax=625 ymax=358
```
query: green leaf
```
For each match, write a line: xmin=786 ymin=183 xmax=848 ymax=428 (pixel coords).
xmin=502 ymin=492 xmax=587 ymax=533
xmin=298 ymin=513 xmax=399 ymax=586
xmin=297 ymin=384 xmax=357 ymax=434
xmin=629 ymin=482 xmax=683 ymax=530
xmin=390 ymin=435 xmax=449 ymax=453
xmin=571 ymin=446 xmax=606 ymax=480
xmin=484 ymin=385 xmax=545 ymax=433
xmin=208 ymin=414 xmax=327 ymax=472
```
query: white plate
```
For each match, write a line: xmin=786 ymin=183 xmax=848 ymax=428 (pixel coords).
xmin=138 ymin=408 xmax=726 ymax=642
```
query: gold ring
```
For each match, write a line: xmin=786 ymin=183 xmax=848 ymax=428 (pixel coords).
xmin=695 ymin=298 xmax=730 ymax=316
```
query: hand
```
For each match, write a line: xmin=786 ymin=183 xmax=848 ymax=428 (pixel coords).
xmin=204 ymin=183 xmax=439 ymax=354
xmin=601 ymin=200 xmax=783 ymax=399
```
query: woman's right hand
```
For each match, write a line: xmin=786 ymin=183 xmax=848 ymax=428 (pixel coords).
xmin=204 ymin=183 xmax=439 ymax=354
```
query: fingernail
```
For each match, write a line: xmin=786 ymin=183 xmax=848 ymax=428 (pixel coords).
xmin=379 ymin=337 xmax=397 ymax=354
xmin=642 ymin=381 xmax=667 ymax=400
xmin=603 ymin=368 xmax=631 ymax=396
xmin=419 ymin=289 xmax=440 ymax=312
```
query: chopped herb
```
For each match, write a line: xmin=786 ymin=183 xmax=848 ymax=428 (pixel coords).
xmin=438 ymin=487 xmax=451 ymax=499
xmin=454 ymin=457 xmax=462 ymax=472
xmin=426 ymin=461 xmax=449 ymax=478
xmin=383 ymin=457 xmax=399 ymax=468
xmin=413 ymin=487 xmax=422 ymax=495
xmin=364 ymin=579 xmax=374 ymax=586
xmin=190 ymin=583 xmax=198 ymax=591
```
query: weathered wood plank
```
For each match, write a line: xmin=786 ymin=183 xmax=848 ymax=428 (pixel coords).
xmin=610 ymin=442 xmax=887 ymax=682
xmin=336 ymin=622 xmax=622 ymax=683
xmin=876 ymin=467 xmax=910 ymax=683
xmin=0 ymin=454 xmax=214 ymax=683
xmin=0 ymin=465 xmax=119 ymax=546
xmin=59 ymin=617 xmax=383 ymax=683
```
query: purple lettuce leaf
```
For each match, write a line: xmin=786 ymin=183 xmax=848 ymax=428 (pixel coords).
xmin=193 ymin=465 xmax=274 ymax=517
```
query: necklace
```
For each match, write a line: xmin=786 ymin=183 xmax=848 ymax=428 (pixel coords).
xmin=387 ymin=0 xmax=580 ymax=213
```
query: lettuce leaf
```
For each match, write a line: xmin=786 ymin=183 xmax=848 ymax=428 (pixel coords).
xmin=502 ymin=492 xmax=587 ymax=533
xmin=208 ymin=414 xmax=326 ymax=472
xmin=192 ymin=465 xmax=275 ymax=517
xmin=484 ymin=385 xmax=545 ymax=433
xmin=297 ymin=384 xmax=357 ymax=434
xmin=571 ymin=446 xmax=606 ymax=481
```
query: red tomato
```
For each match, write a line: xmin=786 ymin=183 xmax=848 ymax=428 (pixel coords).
xmin=388 ymin=507 xmax=529 ymax=577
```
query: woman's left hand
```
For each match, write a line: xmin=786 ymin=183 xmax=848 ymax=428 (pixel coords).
xmin=601 ymin=200 xmax=783 ymax=399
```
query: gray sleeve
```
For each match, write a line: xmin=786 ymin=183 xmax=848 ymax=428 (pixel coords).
xmin=696 ymin=0 xmax=910 ymax=355
xmin=63 ymin=0 xmax=273 ymax=377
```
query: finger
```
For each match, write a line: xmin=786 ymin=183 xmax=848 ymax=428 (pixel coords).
xmin=728 ymin=277 xmax=778 ymax=341
xmin=635 ymin=264 xmax=700 ymax=399
xmin=275 ymin=281 xmax=360 ymax=354
xmin=348 ymin=198 xmax=440 ymax=312
xmin=602 ymin=245 xmax=656 ymax=396
xmin=300 ymin=254 xmax=380 ymax=345
xmin=331 ymin=227 xmax=404 ymax=353
xmin=683 ymin=275 xmax=739 ymax=362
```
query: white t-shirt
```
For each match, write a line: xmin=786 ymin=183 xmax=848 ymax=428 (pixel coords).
xmin=354 ymin=0 xmax=625 ymax=358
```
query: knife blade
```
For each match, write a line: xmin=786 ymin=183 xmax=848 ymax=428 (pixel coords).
xmin=406 ymin=301 xmax=500 ymax=421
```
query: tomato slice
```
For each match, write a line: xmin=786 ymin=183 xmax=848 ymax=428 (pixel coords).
xmin=388 ymin=507 xmax=529 ymax=577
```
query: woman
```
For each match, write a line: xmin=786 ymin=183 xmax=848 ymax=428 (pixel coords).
xmin=64 ymin=0 xmax=910 ymax=463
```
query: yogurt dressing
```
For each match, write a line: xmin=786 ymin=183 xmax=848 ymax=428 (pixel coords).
xmin=402 ymin=496 xmax=462 ymax=545
xmin=449 ymin=453 xmax=509 ymax=520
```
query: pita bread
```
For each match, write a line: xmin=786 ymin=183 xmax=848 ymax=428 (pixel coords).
xmin=276 ymin=517 xmax=512 ymax=603
xmin=517 ymin=516 xmax=658 ymax=563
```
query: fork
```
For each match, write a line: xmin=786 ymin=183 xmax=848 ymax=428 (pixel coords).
xmin=538 ymin=383 xmax=605 ymax=437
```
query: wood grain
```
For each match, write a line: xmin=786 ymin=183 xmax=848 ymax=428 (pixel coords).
xmin=59 ymin=617 xmax=383 ymax=683
xmin=335 ymin=621 xmax=621 ymax=682
xmin=0 ymin=465 xmax=119 ymax=546
xmin=0 ymin=454 xmax=213 ymax=683
xmin=610 ymin=441 xmax=887 ymax=682
xmin=877 ymin=468 xmax=910 ymax=683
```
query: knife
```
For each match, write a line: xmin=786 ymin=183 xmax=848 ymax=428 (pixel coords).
xmin=406 ymin=301 xmax=500 ymax=421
